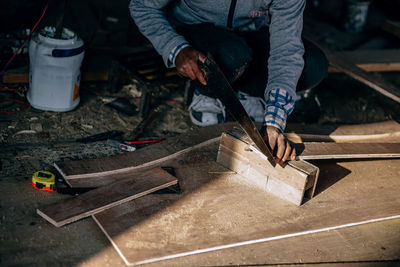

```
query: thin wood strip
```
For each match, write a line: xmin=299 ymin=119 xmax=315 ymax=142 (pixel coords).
xmin=327 ymin=51 xmax=400 ymax=103
xmin=328 ymin=64 xmax=400 ymax=73
xmin=304 ymin=36 xmax=400 ymax=104
xmin=296 ymin=142 xmax=400 ymax=160
xmin=37 ymin=167 xmax=177 ymax=227
xmin=249 ymin=142 xmax=400 ymax=161
xmin=231 ymin=127 xmax=400 ymax=160
xmin=285 ymin=131 xmax=400 ymax=143
xmin=55 ymin=137 xmax=220 ymax=182
xmin=286 ymin=120 xmax=400 ymax=136
xmin=328 ymin=50 xmax=400 ymax=73
xmin=54 ymin=122 xmax=239 ymax=181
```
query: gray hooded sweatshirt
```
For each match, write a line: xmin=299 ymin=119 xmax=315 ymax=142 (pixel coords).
xmin=129 ymin=0 xmax=305 ymax=102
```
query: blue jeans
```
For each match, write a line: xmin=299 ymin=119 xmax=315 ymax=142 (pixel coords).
xmin=176 ymin=23 xmax=328 ymax=98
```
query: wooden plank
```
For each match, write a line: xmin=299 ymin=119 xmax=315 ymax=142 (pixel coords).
xmin=328 ymin=50 xmax=400 ymax=73
xmin=54 ymin=122 xmax=239 ymax=185
xmin=228 ymin=128 xmax=400 ymax=160
xmin=285 ymin=131 xmax=400 ymax=143
xmin=304 ymin=37 xmax=400 ymax=104
xmin=37 ymin=167 xmax=177 ymax=227
xmin=93 ymin=152 xmax=400 ymax=266
xmin=286 ymin=120 xmax=400 ymax=137
xmin=295 ymin=142 xmax=400 ymax=160
xmin=217 ymin=132 xmax=319 ymax=205
xmin=326 ymin=50 xmax=400 ymax=103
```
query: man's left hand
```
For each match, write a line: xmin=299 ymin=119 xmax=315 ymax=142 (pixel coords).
xmin=262 ymin=125 xmax=296 ymax=165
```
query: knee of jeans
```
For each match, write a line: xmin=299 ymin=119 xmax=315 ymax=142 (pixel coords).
xmin=216 ymin=42 xmax=252 ymax=82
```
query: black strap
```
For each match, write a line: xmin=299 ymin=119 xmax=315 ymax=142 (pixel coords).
xmin=227 ymin=0 xmax=237 ymax=28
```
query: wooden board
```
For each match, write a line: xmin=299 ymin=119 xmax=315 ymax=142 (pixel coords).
xmin=37 ymin=167 xmax=177 ymax=227
xmin=54 ymin=122 xmax=238 ymax=186
xmin=217 ymin=132 xmax=319 ymax=205
xmin=227 ymin=128 xmax=400 ymax=160
xmin=328 ymin=50 xmax=400 ymax=73
xmin=296 ymin=142 xmax=400 ymax=160
xmin=286 ymin=120 xmax=400 ymax=137
xmin=285 ymin=131 xmax=400 ymax=143
xmin=93 ymin=148 xmax=400 ymax=266
xmin=84 ymin=218 xmax=400 ymax=266
xmin=326 ymin=50 xmax=400 ymax=103
xmin=304 ymin=37 xmax=400 ymax=104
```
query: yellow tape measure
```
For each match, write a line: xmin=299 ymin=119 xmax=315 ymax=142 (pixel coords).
xmin=32 ymin=171 xmax=55 ymax=192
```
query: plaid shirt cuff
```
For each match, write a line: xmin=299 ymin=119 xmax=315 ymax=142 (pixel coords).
xmin=263 ymin=88 xmax=295 ymax=132
xmin=168 ymin=42 xmax=190 ymax=67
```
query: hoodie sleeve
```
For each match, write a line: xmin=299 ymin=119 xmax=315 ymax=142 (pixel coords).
xmin=129 ymin=0 xmax=189 ymax=67
xmin=265 ymin=0 xmax=305 ymax=101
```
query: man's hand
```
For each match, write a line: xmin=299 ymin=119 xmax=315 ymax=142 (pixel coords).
xmin=175 ymin=47 xmax=207 ymax=85
xmin=262 ymin=125 xmax=296 ymax=165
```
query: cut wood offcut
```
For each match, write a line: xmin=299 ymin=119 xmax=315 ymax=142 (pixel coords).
xmin=217 ymin=131 xmax=319 ymax=206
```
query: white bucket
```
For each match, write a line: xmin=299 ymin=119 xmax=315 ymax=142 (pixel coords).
xmin=27 ymin=27 xmax=84 ymax=112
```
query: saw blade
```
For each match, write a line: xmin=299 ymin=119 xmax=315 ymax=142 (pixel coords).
xmin=199 ymin=55 xmax=276 ymax=166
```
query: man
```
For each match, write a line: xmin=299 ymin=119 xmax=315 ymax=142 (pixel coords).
xmin=129 ymin=0 xmax=328 ymax=164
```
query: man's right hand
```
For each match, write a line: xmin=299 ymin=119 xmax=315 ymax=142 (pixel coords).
xmin=175 ymin=47 xmax=207 ymax=86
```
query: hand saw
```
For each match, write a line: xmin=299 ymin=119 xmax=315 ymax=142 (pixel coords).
xmin=198 ymin=54 xmax=276 ymax=166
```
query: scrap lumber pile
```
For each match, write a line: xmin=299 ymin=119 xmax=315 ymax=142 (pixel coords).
xmin=37 ymin=121 xmax=400 ymax=265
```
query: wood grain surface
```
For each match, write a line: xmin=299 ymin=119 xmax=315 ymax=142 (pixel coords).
xmin=37 ymin=167 xmax=177 ymax=227
xmin=328 ymin=49 xmax=400 ymax=72
xmin=60 ymin=121 xmax=400 ymax=189
xmin=55 ymin=122 xmax=239 ymax=182
xmin=229 ymin=128 xmax=400 ymax=160
xmin=218 ymin=132 xmax=319 ymax=205
xmin=93 ymin=150 xmax=400 ymax=266
xmin=296 ymin=142 xmax=400 ymax=160
xmin=326 ymin=50 xmax=400 ymax=103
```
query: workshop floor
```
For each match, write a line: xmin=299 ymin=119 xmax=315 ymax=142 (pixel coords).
xmin=1 ymin=4 xmax=400 ymax=265
xmin=1 ymin=71 xmax=400 ymax=266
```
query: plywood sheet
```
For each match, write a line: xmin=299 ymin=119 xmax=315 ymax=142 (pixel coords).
xmin=37 ymin=168 xmax=177 ymax=227
xmin=93 ymin=153 xmax=400 ymax=266
xmin=90 ymin=218 xmax=400 ymax=267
